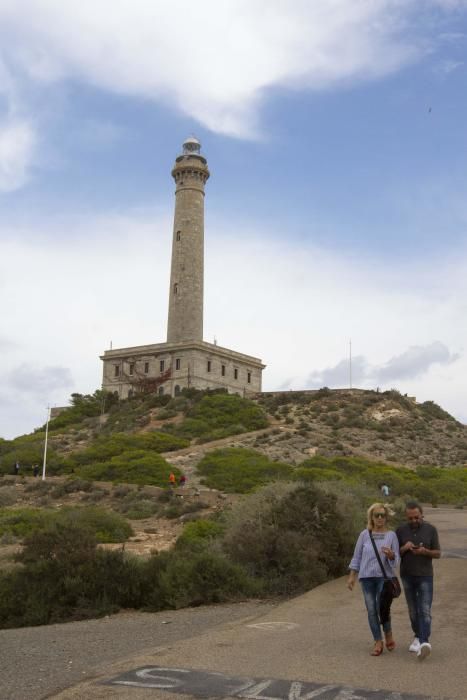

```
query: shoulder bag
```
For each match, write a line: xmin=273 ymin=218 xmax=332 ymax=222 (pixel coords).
xmin=369 ymin=530 xmax=401 ymax=624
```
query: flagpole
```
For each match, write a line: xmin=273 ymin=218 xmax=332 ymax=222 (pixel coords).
xmin=349 ymin=339 xmax=352 ymax=389
xmin=42 ymin=406 xmax=50 ymax=481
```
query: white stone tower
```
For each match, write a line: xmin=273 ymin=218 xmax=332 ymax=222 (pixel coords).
xmin=167 ymin=136 xmax=210 ymax=343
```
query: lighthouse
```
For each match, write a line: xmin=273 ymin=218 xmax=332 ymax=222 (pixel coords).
xmin=100 ymin=137 xmax=265 ymax=398
xmin=167 ymin=136 xmax=209 ymax=344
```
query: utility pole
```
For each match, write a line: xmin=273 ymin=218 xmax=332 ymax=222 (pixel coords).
xmin=349 ymin=339 xmax=352 ymax=389
xmin=42 ymin=405 xmax=51 ymax=481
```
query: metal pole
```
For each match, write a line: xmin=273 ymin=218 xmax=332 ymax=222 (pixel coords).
xmin=349 ymin=339 xmax=352 ymax=389
xmin=42 ymin=406 xmax=50 ymax=481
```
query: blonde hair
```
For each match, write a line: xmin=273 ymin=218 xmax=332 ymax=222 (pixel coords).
xmin=367 ymin=502 xmax=394 ymax=531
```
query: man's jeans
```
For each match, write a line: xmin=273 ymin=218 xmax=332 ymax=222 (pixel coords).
xmin=360 ymin=578 xmax=391 ymax=641
xmin=402 ymin=575 xmax=433 ymax=644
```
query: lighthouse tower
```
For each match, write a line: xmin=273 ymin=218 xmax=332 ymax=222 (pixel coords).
xmin=167 ymin=136 xmax=209 ymax=343
xmin=100 ymin=137 xmax=265 ymax=398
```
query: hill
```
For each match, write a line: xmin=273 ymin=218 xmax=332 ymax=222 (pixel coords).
xmin=0 ymin=387 xmax=466 ymax=628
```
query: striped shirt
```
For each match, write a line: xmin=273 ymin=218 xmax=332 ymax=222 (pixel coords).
xmin=349 ymin=529 xmax=400 ymax=579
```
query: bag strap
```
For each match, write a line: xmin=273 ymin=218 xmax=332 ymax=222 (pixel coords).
xmin=368 ymin=530 xmax=389 ymax=579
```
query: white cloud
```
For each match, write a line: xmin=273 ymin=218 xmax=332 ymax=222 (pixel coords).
xmin=0 ymin=1 xmax=436 ymax=138
xmin=8 ymin=364 xmax=73 ymax=396
xmin=375 ymin=342 xmax=459 ymax=382
xmin=0 ymin=119 xmax=36 ymax=191
xmin=306 ymin=342 xmax=460 ymax=388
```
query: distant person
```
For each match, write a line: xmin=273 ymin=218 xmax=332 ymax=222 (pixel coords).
xmin=396 ymin=502 xmax=441 ymax=661
xmin=381 ymin=483 xmax=390 ymax=498
xmin=179 ymin=474 xmax=186 ymax=487
xmin=347 ymin=503 xmax=400 ymax=656
xmin=169 ymin=472 xmax=176 ymax=488
xmin=13 ymin=461 xmax=20 ymax=476
xmin=33 ymin=464 xmax=39 ymax=478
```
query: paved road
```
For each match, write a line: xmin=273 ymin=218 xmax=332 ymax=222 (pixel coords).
xmin=1 ymin=507 xmax=465 ymax=700
xmin=0 ymin=602 xmax=275 ymax=700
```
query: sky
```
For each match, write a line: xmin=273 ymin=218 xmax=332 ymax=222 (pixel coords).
xmin=1 ymin=0 xmax=467 ymax=439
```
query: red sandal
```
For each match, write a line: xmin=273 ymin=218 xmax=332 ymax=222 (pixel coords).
xmin=371 ymin=643 xmax=383 ymax=656
xmin=386 ymin=640 xmax=396 ymax=651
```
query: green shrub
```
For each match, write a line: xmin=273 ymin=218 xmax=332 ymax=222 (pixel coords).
xmin=222 ymin=482 xmax=357 ymax=595
xmin=142 ymin=550 xmax=255 ymax=610
xmin=0 ymin=433 xmax=62 ymax=476
xmin=176 ymin=519 xmax=224 ymax=548
xmin=78 ymin=453 xmax=176 ymax=487
xmin=0 ymin=522 xmax=144 ymax=628
xmin=166 ymin=394 xmax=268 ymax=442
xmin=114 ymin=491 xmax=160 ymax=519
xmin=65 ymin=432 xmax=189 ymax=470
xmin=294 ymin=455 xmax=467 ymax=505
xmin=40 ymin=390 xmax=119 ymax=431
xmin=0 ymin=506 xmax=133 ymax=543
xmin=195 ymin=448 xmax=293 ymax=493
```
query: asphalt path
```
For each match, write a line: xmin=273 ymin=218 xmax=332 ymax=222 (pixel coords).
xmin=0 ymin=602 xmax=275 ymax=700
xmin=1 ymin=507 xmax=466 ymax=700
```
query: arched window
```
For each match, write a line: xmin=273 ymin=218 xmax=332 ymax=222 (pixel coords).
xmin=176 ymin=231 xmax=181 ymax=241
xmin=158 ymin=386 xmax=164 ymax=396
xmin=174 ymin=283 xmax=178 ymax=295
xmin=174 ymin=385 xmax=181 ymax=396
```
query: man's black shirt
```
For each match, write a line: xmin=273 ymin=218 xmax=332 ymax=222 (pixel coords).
xmin=396 ymin=521 xmax=440 ymax=577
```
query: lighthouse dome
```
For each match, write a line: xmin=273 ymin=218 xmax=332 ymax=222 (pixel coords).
xmin=182 ymin=136 xmax=201 ymax=155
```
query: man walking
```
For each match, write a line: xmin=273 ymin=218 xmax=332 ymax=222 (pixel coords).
xmin=396 ymin=501 xmax=441 ymax=661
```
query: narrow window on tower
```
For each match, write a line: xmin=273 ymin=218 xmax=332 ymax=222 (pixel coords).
xmin=160 ymin=360 xmax=165 ymax=373
xmin=175 ymin=358 xmax=181 ymax=370
xmin=221 ymin=365 xmax=225 ymax=376
xmin=207 ymin=360 xmax=211 ymax=373
xmin=129 ymin=363 xmax=134 ymax=376
xmin=247 ymin=371 xmax=251 ymax=384
xmin=176 ymin=231 xmax=181 ymax=241
xmin=144 ymin=362 xmax=149 ymax=374
xmin=174 ymin=283 xmax=178 ymax=295
xmin=234 ymin=368 xmax=238 ymax=380
xmin=114 ymin=365 xmax=120 ymax=377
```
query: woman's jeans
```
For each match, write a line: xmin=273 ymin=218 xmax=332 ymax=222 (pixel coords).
xmin=360 ymin=577 xmax=391 ymax=641
xmin=402 ymin=575 xmax=433 ymax=644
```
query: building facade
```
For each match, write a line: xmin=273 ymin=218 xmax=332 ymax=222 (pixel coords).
xmin=101 ymin=137 xmax=265 ymax=398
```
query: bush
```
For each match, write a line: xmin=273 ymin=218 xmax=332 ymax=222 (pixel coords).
xmin=78 ymin=453 xmax=177 ymax=487
xmin=195 ymin=448 xmax=293 ymax=493
xmin=176 ymin=519 xmax=224 ymax=549
xmin=222 ymin=482 xmax=357 ymax=595
xmin=0 ymin=506 xmax=133 ymax=543
xmin=65 ymin=432 xmax=189 ymax=470
xmin=165 ymin=394 xmax=268 ymax=442
xmin=46 ymin=391 xmax=119 ymax=430
xmin=0 ymin=522 xmax=144 ymax=628
xmin=142 ymin=550 xmax=255 ymax=610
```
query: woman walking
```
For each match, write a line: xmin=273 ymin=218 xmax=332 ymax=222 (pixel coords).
xmin=347 ymin=503 xmax=400 ymax=656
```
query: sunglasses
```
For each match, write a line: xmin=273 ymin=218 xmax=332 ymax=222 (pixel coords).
xmin=373 ymin=513 xmax=386 ymax=518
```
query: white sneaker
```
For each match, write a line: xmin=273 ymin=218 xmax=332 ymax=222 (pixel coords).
xmin=409 ymin=637 xmax=421 ymax=653
xmin=417 ymin=642 xmax=432 ymax=661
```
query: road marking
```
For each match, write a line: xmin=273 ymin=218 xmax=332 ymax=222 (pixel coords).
xmin=247 ymin=621 xmax=299 ymax=631
xmin=105 ymin=666 xmax=450 ymax=699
